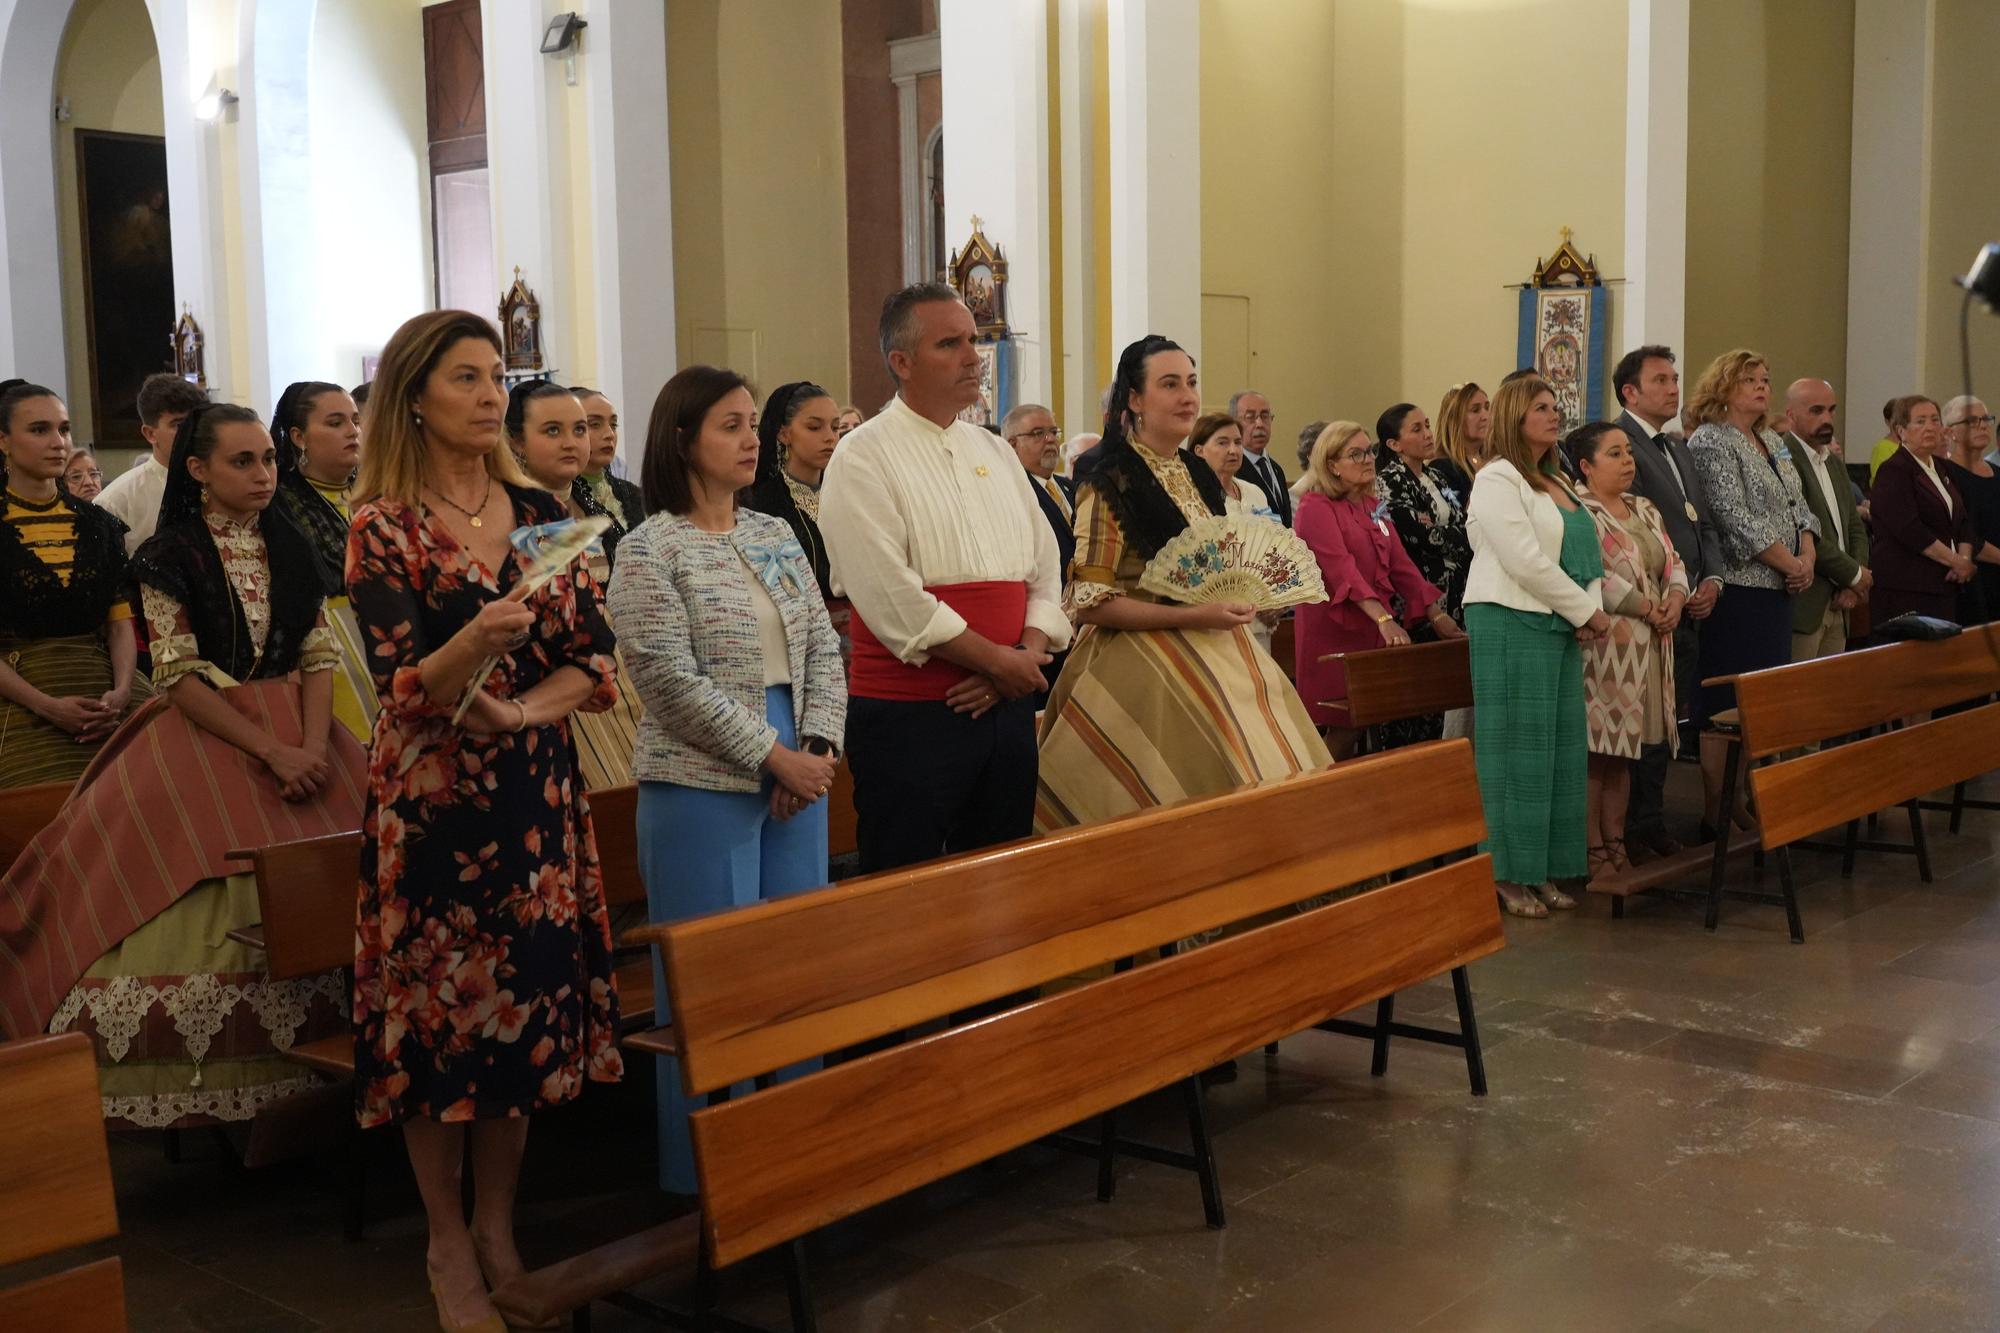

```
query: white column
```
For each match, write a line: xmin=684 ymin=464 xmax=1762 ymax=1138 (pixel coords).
xmin=235 ymin=0 xmax=318 ymax=410
xmin=483 ymin=0 xmax=574 ymax=377
xmin=1056 ymin=0 xmax=1100 ymax=438
xmin=583 ymin=0 xmax=673 ymax=455
xmin=1107 ymin=0 xmax=1198 ymax=361
xmin=1622 ymin=0 xmax=1688 ymax=358
xmin=148 ymin=0 xmax=237 ymax=402
xmin=941 ymin=0 xmax=1053 ymax=407
xmin=0 ymin=0 xmax=78 ymax=385
xmin=1846 ymin=0 xmax=1935 ymax=432
xmin=890 ymin=33 xmax=940 ymax=286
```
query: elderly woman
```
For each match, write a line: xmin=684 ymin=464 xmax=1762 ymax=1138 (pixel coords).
xmin=1187 ymin=410 xmax=1277 ymax=523
xmin=61 ymin=442 xmax=104 ymax=501
xmin=1569 ymin=422 xmax=1687 ymax=884
xmin=1872 ymin=394 xmax=1978 ymax=625
xmin=347 ymin=311 xmax=624 ymax=1333
xmin=1685 ymin=350 xmax=1819 ymax=834
xmin=1431 ymin=382 xmax=1491 ymax=504
xmin=1294 ymin=421 xmax=1459 ymax=759
xmin=1939 ymin=394 xmax=2000 ymax=623
xmin=1465 ymin=376 xmax=1609 ymax=917
xmin=609 ymin=364 xmax=846 ymax=1199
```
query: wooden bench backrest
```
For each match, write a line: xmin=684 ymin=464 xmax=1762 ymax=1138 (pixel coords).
xmin=239 ymin=832 xmax=362 ymax=981
xmin=587 ymin=783 xmax=641 ymax=907
xmin=1752 ymin=698 xmax=2000 ymax=848
xmin=686 ymin=840 xmax=1501 ymax=1265
xmin=0 ymin=780 xmax=70 ymax=873
xmin=646 ymin=740 xmax=1486 ymax=1097
xmin=1338 ymin=637 xmax=1472 ymax=728
xmin=1734 ymin=625 xmax=2000 ymax=759
xmin=0 ymin=1032 xmax=121 ymax=1268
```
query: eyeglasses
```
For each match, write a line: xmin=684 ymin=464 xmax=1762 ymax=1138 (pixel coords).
xmin=1008 ymin=426 xmax=1064 ymax=443
xmin=68 ymin=467 xmax=103 ymax=483
xmin=1947 ymin=415 xmax=1998 ymax=429
xmin=1336 ymin=448 xmax=1375 ymax=464
xmin=1238 ymin=411 xmax=1275 ymax=424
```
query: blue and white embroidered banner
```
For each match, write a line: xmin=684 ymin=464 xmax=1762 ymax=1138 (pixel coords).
xmin=1515 ymin=284 xmax=1609 ymax=438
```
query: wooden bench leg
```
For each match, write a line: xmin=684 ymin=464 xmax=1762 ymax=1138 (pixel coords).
xmin=1704 ymin=740 xmax=1742 ymax=932
xmin=1776 ymin=845 xmax=1804 ymax=945
xmin=1263 ymin=1042 xmax=1279 ymax=1056
xmin=1095 ymin=1107 xmax=1117 ymax=1203
xmin=571 ymin=1304 xmax=591 ymax=1332
xmin=783 ymin=1237 xmax=818 ymax=1333
xmin=343 ymin=1128 xmax=367 ymax=1242
xmin=1842 ymin=818 xmax=1860 ymax=878
xmin=1907 ymin=799 xmax=1934 ymax=883
xmin=1950 ymin=781 xmax=1968 ymax=835
xmin=1450 ymin=966 xmax=1488 ymax=1097
xmin=1180 ymin=1077 xmax=1225 ymax=1230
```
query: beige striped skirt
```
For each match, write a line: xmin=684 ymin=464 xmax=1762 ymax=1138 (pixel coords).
xmin=0 ymin=634 xmax=149 ymax=790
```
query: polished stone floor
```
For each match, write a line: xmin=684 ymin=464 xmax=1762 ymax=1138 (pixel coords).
xmin=14 ymin=777 xmax=2000 ymax=1332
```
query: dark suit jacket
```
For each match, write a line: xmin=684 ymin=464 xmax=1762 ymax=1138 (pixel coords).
xmin=1026 ymin=469 xmax=1077 ymax=579
xmin=1239 ymin=451 xmax=1293 ymax=526
xmin=1614 ymin=411 xmax=1724 ymax=586
xmin=1870 ymin=446 xmax=1975 ymax=596
xmin=1785 ymin=434 xmax=1869 ymax=633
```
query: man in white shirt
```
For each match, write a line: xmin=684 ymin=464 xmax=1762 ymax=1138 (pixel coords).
xmin=1229 ymin=389 xmax=1292 ymax=526
xmin=96 ymin=372 xmax=208 ymax=553
xmin=820 ymin=283 xmax=1071 ymax=873
xmin=1784 ymin=378 xmax=1872 ymax=661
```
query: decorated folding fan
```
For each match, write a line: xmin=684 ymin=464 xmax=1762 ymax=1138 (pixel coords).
xmin=451 ymin=515 xmax=614 ymax=724
xmin=1137 ymin=514 xmax=1327 ymax=612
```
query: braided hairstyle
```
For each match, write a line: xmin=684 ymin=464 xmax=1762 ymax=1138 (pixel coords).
xmin=1373 ymin=402 xmax=1420 ymax=469
xmin=754 ymin=380 xmax=832 ymax=486
xmin=0 ymin=379 xmax=45 ymax=487
xmin=270 ymin=380 xmax=346 ymax=482
xmin=157 ymin=403 xmax=265 ymax=531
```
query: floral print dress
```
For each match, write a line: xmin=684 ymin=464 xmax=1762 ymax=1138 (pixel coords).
xmin=1373 ymin=456 xmax=1472 ymax=748
xmin=347 ymin=485 xmax=624 ymax=1127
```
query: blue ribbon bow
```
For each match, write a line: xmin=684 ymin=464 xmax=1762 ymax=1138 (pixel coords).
xmin=741 ymin=538 xmax=806 ymax=596
xmin=509 ymin=517 xmax=604 ymax=559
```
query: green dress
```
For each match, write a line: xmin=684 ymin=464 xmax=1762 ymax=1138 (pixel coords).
xmin=1465 ymin=503 xmax=1604 ymax=885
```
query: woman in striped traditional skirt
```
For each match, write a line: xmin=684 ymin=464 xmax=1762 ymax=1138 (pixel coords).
xmin=0 ymin=381 xmax=147 ymax=789
xmin=0 ymin=404 xmax=367 ymax=1128
xmin=1035 ymin=337 xmax=1330 ymax=834
xmin=270 ymin=380 xmax=376 ymax=743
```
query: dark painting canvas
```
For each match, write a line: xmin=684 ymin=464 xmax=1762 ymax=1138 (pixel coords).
xmin=76 ymin=130 xmax=173 ymax=447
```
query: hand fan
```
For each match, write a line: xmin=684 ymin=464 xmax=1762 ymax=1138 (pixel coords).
xmin=452 ymin=515 xmax=614 ymax=723
xmin=1137 ymin=514 xmax=1327 ymax=612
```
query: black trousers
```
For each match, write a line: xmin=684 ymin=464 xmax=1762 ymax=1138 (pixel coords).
xmin=845 ymin=694 xmax=1039 ymax=875
xmin=1627 ymin=616 xmax=1701 ymax=838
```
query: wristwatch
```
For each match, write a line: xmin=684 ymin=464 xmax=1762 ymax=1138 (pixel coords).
xmin=801 ymin=736 xmax=837 ymax=758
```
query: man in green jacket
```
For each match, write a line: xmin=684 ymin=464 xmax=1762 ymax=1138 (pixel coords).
xmin=1785 ymin=378 xmax=1872 ymax=659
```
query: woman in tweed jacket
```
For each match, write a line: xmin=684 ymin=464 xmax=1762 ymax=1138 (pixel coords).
xmin=606 ymin=365 xmax=846 ymax=1195
xmin=1684 ymin=349 xmax=1818 ymax=833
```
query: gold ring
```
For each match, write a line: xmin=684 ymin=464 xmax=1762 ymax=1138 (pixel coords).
xmin=819 ymin=785 xmax=829 ymax=795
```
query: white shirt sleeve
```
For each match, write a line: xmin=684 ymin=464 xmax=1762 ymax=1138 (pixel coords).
xmin=819 ymin=442 xmax=969 ymax=665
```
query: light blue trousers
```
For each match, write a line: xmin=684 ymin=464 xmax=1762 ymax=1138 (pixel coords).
xmin=637 ymin=685 xmax=828 ymax=1194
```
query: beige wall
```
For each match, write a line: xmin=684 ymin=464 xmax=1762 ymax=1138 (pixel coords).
xmin=1200 ymin=0 xmax=1625 ymax=451
xmin=1685 ymin=0 xmax=1854 ymax=422
xmin=1920 ymin=0 xmax=2000 ymax=407
xmin=55 ymin=0 xmax=163 ymax=454
xmin=667 ymin=0 xmax=851 ymax=400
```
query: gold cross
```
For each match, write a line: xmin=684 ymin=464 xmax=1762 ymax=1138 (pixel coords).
xmin=970 ymin=214 xmax=984 ymax=234
xmin=1559 ymin=226 xmax=1574 ymax=245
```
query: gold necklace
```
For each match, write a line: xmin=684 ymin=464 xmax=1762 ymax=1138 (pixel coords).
xmin=426 ymin=475 xmax=494 ymax=527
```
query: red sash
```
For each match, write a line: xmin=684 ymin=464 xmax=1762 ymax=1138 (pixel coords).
xmin=849 ymin=581 xmax=1029 ymax=701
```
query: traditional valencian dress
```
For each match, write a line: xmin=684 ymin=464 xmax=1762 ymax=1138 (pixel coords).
xmin=273 ymin=442 xmax=376 ymax=743
xmin=347 ymin=485 xmax=623 ymax=1127
xmin=1035 ymin=441 xmax=1330 ymax=832
xmin=0 ymin=485 xmax=147 ymax=787
xmin=0 ymin=506 xmax=368 ymax=1128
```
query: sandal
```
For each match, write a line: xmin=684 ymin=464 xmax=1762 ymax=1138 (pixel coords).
xmin=1586 ymin=844 xmax=1618 ymax=888
xmin=1496 ymin=883 xmax=1548 ymax=918
xmin=1532 ymin=880 xmax=1579 ymax=911
xmin=1605 ymin=838 xmax=1633 ymax=874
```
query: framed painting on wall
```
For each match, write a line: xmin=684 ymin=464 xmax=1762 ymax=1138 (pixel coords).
xmin=75 ymin=130 xmax=174 ymax=447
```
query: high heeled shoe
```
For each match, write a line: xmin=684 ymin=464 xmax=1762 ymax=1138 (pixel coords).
xmin=1496 ymin=883 xmax=1548 ymax=918
xmin=473 ymin=1236 xmax=558 ymax=1331
xmin=1531 ymin=880 xmax=1579 ymax=911
xmin=427 ymin=1262 xmax=506 ymax=1333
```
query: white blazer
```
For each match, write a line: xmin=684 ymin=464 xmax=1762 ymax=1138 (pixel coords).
xmin=1463 ymin=458 xmax=1603 ymax=626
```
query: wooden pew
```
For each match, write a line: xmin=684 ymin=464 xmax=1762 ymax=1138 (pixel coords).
xmin=0 ymin=1032 xmax=126 ymax=1332
xmin=1706 ymin=625 xmax=2000 ymax=940
xmin=497 ymin=742 xmax=1502 ymax=1331
xmin=1316 ymin=636 xmax=1471 ymax=749
xmin=825 ymin=757 xmax=857 ymax=862
xmin=0 ymin=779 xmax=71 ymax=871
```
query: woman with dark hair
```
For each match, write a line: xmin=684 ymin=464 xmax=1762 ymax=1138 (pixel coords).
xmin=270 ymin=380 xmax=373 ymax=740
xmin=0 ymin=381 xmax=145 ymax=788
xmin=1 ymin=403 xmax=365 ymax=1135
xmin=1035 ymin=335 xmax=1328 ymax=831
xmin=569 ymin=384 xmax=645 ymax=530
xmin=1372 ymin=401 xmax=1472 ymax=744
xmin=609 ymin=364 xmax=845 ymax=1194
xmin=744 ymin=380 xmax=842 ymax=595
xmin=1569 ymin=421 xmax=1687 ymax=884
xmin=347 ymin=312 xmax=623 ymax=1333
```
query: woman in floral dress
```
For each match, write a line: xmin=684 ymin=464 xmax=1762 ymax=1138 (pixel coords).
xmin=346 ymin=310 xmax=623 ymax=1333
xmin=1372 ymin=402 xmax=1473 ymax=747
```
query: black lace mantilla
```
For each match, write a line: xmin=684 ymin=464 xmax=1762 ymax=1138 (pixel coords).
xmin=128 ymin=509 xmax=326 ymax=681
xmin=0 ymin=494 xmax=131 ymax=640
xmin=1078 ymin=439 xmax=1227 ymax=561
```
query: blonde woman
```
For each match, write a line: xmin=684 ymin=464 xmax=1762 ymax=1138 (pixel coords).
xmin=1684 ymin=349 xmax=1818 ymax=833
xmin=1432 ymin=381 xmax=1491 ymax=504
xmin=1464 ymin=376 xmax=1611 ymax=917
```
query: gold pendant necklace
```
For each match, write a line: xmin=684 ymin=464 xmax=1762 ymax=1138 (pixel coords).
xmin=426 ymin=476 xmax=494 ymax=528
